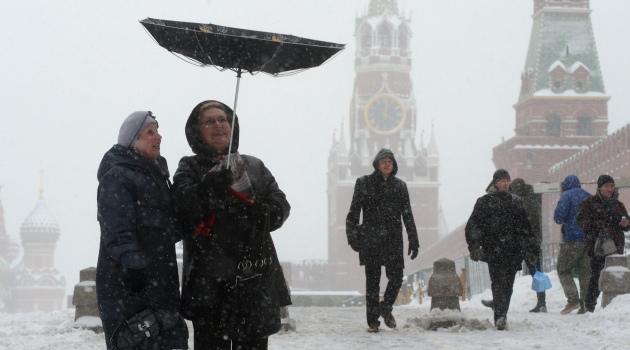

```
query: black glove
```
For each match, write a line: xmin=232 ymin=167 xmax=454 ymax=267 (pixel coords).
xmin=470 ymin=247 xmax=484 ymax=262
xmin=408 ymin=245 xmax=419 ymax=260
xmin=525 ymin=251 xmax=538 ymax=266
xmin=126 ymin=268 xmax=149 ymax=294
xmin=202 ymin=168 xmax=234 ymax=194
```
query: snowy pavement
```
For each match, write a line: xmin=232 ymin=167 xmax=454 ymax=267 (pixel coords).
xmin=1 ymin=271 xmax=628 ymax=349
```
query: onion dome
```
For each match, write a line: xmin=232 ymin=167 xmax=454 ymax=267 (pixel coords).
xmin=19 ymin=186 xmax=60 ymax=244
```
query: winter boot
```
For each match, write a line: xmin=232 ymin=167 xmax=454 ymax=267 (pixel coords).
xmin=577 ymin=301 xmax=587 ymax=314
xmin=560 ymin=302 xmax=580 ymax=315
xmin=367 ymin=324 xmax=379 ymax=333
xmin=529 ymin=292 xmax=547 ymax=313
xmin=495 ymin=316 xmax=507 ymax=331
xmin=380 ymin=302 xmax=396 ymax=329
xmin=481 ymin=299 xmax=494 ymax=310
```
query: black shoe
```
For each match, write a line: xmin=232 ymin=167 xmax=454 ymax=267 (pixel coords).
xmin=380 ymin=310 xmax=396 ymax=329
xmin=481 ymin=299 xmax=494 ymax=310
xmin=495 ymin=316 xmax=507 ymax=331
xmin=367 ymin=324 xmax=379 ymax=333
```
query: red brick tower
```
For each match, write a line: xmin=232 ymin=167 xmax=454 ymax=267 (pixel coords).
xmin=326 ymin=0 xmax=440 ymax=292
xmin=493 ymin=0 xmax=609 ymax=183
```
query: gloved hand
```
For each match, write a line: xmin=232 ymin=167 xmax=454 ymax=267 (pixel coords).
xmin=470 ymin=247 xmax=484 ymax=262
xmin=525 ymin=251 xmax=538 ymax=266
xmin=202 ymin=168 xmax=234 ymax=194
xmin=408 ymin=245 xmax=419 ymax=260
xmin=126 ymin=268 xmax=149 ymax=294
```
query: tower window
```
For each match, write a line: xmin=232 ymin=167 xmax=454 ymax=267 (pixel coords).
xmin=378 ymin=26 xmax=392 ymax=48
xmin=546 ymin=114 xmax=562 ymax=137
xmin=576 ymin=114 xmax=593 ymax=136
xmin=360 ymin=25 xmax=372 ymax=49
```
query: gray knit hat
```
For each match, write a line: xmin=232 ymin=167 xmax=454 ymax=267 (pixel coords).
xmin=117 ymin=111 xmax=157 ymax=148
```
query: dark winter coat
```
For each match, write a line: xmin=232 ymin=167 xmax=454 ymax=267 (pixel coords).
xmin=172 ymin=100 xmax=291 ymax=322
xmin=345 ymin=149 xmax=419 ymax=268
xmin=554 ymin=175 xmax=591 ymax=242
xmin=465 ymin=186 xmax=537 ymax=270
xmin=576 ymin=190 xmax=629 ymax=255
xmin=96 ymin=145 xmax=183 ymax=337
xmin=510 ymin=179 xmax=542 ymax=245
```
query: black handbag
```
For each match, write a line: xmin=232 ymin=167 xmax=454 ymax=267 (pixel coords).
xmin=218 ymin=202 xmax=281 ymax=339
xmin=110 ymin=305 xmax=187 ymax=350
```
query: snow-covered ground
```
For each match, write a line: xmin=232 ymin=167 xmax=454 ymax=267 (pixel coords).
xmin=1 ymin=271 xmax=628 ymax=349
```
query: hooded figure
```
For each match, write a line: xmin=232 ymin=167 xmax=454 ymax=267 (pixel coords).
xmin=96 ymin=111 xmax=188 ymax=349
xmin=465 ymin=169 xmax=537 ymax=330
xmin=346 ymin=148 xmax=419 ymax=333
xmin=553 ymin=175 xmax=592 ymax=314
xmin=172 ymin=100 xmax=291 ymax=349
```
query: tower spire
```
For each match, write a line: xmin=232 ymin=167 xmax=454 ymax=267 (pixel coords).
xmin=368 ymin=0 xmax=398 ymax=16
xmin=39 ymin=169 xmax=45 ymax=199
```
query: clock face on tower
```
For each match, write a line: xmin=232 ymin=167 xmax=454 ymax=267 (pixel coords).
xmin=364 ymin=94 xmax=406 ymax=135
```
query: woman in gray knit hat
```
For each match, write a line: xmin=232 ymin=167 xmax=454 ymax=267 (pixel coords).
xmin=96 ymin=111 xmax=189 ymax=349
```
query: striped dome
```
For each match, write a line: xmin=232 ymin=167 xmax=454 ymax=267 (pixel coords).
xmin=20 ymin=199 xmax=60 ymax=239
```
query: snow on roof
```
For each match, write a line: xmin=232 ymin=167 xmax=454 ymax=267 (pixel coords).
xmin=548 ymin=60 xmax=567 ymax=73
xmin=513 ymin=144 xmax=588 ymax=150
xmin=533 ymin=88 xmax=608 ymax=98
xmin=571 ymin=60 xmax=590 ymax=73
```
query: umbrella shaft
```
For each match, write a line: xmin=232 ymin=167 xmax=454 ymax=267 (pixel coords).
xmin=226 ymin=70 xmax=242 ymax=165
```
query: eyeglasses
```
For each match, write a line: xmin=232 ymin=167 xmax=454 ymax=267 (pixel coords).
xmin=199 ymin=117 xmax=229 ymax=127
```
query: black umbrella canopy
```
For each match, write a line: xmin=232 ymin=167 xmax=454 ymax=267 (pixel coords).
xmin=140 ymin=18 xmax=345 ymax=76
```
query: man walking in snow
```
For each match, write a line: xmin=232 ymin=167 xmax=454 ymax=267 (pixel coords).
xmin=465 ymin=169 xmax=538 ymax=330
xmin=554 ymin=175 xmax=592 ymax=314
xmin=346 ymin=149 xmax=420 ymax=333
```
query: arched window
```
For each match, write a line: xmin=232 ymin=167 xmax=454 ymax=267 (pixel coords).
xmin=378 ymin=25 xmax=392 ymax=48
xmin=398 ymin=26 xmax=409 ymax=50
xmin=576 ymin=114 xmax=593 ymax=136
xmin=546 ymin=114 xmax=562 ymax=136
xmin=360 ymin=25 xmax=372 ymax=49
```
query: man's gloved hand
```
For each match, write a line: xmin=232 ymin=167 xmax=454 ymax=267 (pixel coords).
xmin=525 ymin=251 xmax=538 ymax=266
xmin=202 ymin=168 xmax=234 ymax=194
xmin=126 ymin=268 xmax=149 ymax=294
xmin=408 ymin=245 xmax=419 ymax=260
xmin=470 ymin=247 xmax=484 ymax=262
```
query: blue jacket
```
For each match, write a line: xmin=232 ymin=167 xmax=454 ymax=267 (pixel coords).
xmin=553 ymin=175 xmax=591 ymax=242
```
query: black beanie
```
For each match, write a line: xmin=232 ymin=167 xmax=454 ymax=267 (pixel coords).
xmin=493 ymin=169 xmax=511 ymax=183
xmin=597 ymin=174 xmax=614 ymax=188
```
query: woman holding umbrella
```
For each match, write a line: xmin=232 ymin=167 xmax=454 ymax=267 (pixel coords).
xmin=172 ymin=100 xmax=291 ymax=350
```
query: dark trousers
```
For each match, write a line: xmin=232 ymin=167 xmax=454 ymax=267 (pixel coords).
xmin=488 ymin=264 xmax=517 ymax=322
xmin=365 ymin=264 xmax=403 ymax=326
xmin=585 ymin=254 xmax=606 ymax=310
xmin=193 ymin=318 xmax=268 ymax=350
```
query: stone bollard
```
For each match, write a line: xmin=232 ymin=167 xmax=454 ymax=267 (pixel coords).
xmin=428 ymin=258 xmax=463 ymax=312
xmin=72 ymin=267 xmax=103 ymax=333
xmin=598 ymin=255 xmax=630 ymax=308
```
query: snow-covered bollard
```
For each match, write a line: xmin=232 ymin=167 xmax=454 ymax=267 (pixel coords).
xmin=427 ymin=259 xmax=462 ymax=312
xmin=72 ymin=267 xmax=103 ymax=333
xmin=598 ymin=255 xmax=630 ymax=308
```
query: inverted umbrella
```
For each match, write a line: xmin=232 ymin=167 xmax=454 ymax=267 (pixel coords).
xmin=140 ymin=18 xmax=345 ymax=161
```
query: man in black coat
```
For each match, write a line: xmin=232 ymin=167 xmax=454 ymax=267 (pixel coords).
xmin=465 ymin=169 xmax=538 ymax=330
xmin=346 ymin=149 xmax=420 ymax=333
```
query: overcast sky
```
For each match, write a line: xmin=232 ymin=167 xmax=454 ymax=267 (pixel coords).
xmin=1 ymin=0 xmax=630 ymax=296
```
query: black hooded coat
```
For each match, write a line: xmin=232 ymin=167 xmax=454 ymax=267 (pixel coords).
xmin=96 ymin=145 xmax=184 ymax=344
xmin=345 ymin=149 xmax=419 ymax=268
xmin=465 ymin=183 xmax=537 ymax=271
xmin=172 ymin=100 xmax=291 ymax=325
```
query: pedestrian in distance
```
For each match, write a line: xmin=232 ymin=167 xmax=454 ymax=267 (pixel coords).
xmin=554 ymin=175 xmax=592 ymax=315
xmin=346 ymin=148 xmax=420 ymax=334
xmin=576 ymin=175 xmax=629 ymax=313
xmin=465 ymin=169 xmax=539 ymax=330
xmin=96 ymin=111 xmax=189 ymax=349
xmin=172 ymin=100 xmax=291 ymax=350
